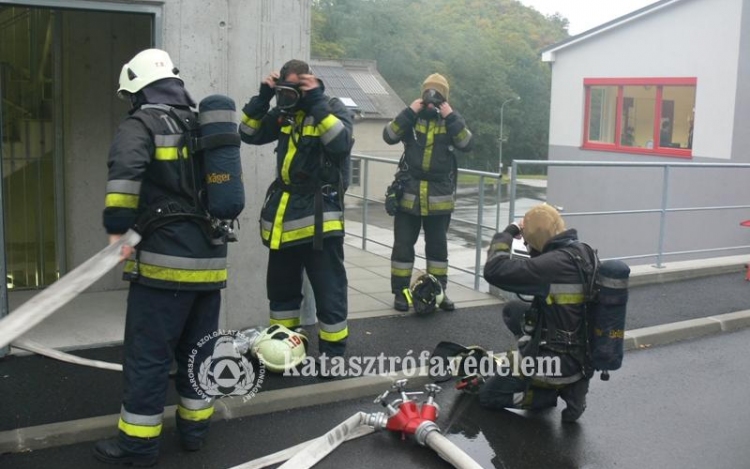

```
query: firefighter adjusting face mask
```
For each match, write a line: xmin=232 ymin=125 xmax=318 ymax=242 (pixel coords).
xmin=275 ymin=82 xmax=302 ymax=111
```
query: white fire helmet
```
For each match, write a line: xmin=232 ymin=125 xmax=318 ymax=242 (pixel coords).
xmin=250 ymin=325 xmax=309 ymax=373
xmin=410 ymin=274 xmax=445 ymax=315
xmin=117 ymin=48 xmax=182 ymax=99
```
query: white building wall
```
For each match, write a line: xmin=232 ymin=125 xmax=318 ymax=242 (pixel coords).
xmin=548 ymin=0 xmax=743 ymax=160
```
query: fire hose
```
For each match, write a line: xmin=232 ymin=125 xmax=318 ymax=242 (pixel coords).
xmin=0 ymin=230 xmax=140 ymax=354
xmin=233 ymin=379 xmax=484 ymax=469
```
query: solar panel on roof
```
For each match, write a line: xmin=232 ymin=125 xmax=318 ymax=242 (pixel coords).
xmin=311 ymin=65 xmax=378 ymax=114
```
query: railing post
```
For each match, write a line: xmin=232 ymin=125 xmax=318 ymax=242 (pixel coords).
xmin=655 ymin=165 xmax=671 ymax=268
xmin=362 ymin=158 xmax=369 ymax=251
xmin=495 ymin=172 xmax=502 ymax=232
xmin=508 ymin=162 xmax=518 ymax=225
xmin=474 ymin=176 xmax=485 ymax=290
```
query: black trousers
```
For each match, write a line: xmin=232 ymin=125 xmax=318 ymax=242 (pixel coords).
xmin=267 ymin=237 xmax=348 ymax=356
xmin=390 ymin=212 xmax=451 ymax=293
xmin=121 ymin=282 xmax=220 ymax=455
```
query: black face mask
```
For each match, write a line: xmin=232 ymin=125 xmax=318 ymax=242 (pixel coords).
xmin=422 ymin=89 xmax=445 ymax=108
xmin=275 ymin=81 xmax=302 ymax=112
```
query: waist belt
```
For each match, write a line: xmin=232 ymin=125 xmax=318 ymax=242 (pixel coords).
xmin=276 ymin=179 xmax=340 ymax=251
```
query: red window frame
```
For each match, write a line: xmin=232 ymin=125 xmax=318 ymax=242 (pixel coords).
xmin=582 ymin=77 xmax=696 ymax=158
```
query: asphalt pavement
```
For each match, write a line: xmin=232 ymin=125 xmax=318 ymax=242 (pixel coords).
xmin=4 ymin=326 xmax=750 ymax=469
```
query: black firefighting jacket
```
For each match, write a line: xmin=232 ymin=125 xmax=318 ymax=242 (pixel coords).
xmin=103 ymin=104 xmax=228 ymax=291
xmin=383 ymin=107 xmax=473 ymax=216
xmin=239 ymin=81 xmax=354 ymax=250
xmin=484 ymin=228 xmax=590 ymax=383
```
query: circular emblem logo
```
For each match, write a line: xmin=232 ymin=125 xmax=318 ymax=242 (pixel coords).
xmin=188 ymin=330 xmax=264 ymax=402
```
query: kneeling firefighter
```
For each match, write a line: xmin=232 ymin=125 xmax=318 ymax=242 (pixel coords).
xmin=480 ymin=204 xmax=596 ymax=423
xmin=96 ymin=48 xmax=243 ymax=465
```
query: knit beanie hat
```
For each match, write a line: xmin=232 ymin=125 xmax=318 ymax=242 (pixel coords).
xmin=422 ymin=73 xmax=450 ymax=101
xmin=523 ymin=203 xmax=566 ymax=252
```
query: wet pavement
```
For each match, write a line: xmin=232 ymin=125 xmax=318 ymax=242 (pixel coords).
xmin=4 ymin=327 xmax=750 ymax=469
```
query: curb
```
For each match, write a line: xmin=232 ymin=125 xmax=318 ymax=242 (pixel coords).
xmin=3 ymin=309 xmax=750 ymax=455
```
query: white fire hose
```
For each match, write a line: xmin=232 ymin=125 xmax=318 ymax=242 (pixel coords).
xmin=233 ymin=412 xmax=483 ymax=469
xmin=0 ymin=230 xmax=140 ymax=352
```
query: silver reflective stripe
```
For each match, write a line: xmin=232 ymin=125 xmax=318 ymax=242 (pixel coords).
xmin=532 ymin=372 xmax=583 ymax=386
xmin=320 ymin=120 xmax=345 ymax=145
xmin=304 ymin=116 xmax=316 ymax=127
xmin=154 ymin=134 xmax=182 ymax=147
xmin=142 ymin=104 xmax=172 ymax=112
xmin=512 ymin=392 xmax=525 ymax=406
xmin=426 ymin=260 xmax=448 ymax=269
xmin=549 ymin=283 xmax=584 ymax=294
xmin=271 ymin=309 xmax=301 ymax=320
xmin=319 ymin=320 xmax=347 ymax=333
xmin=260 ymin=219 xmax=273 ymax=232
xmin=283 ymin=212 xmax=343 ymax=231
xmin=138 ymin=251 xmax=227 ymax=270
xmin=107 ymin=179 xmax=141 ymax=195
xmin=391 ymin=261 xmax=413 ymax=270
xmin=599 ymin=276 xmax=629 ymax=289
xmin=179 ymin=396 xmax=213 ymax=410
xmin=120 ymin=406 xmax=163 ymax=425
xmin=200 ymin=110 xmax=235 ymax=125
xmin=239 ymin=122 xmax=257 ymax=137
xmin=385 ymin=122 xmax=400 ymax=140
xmin=402 ymin=193 xmax=417 ymax=202
xmin=454 ymin=129 xmax=472 ymax=149
xmin=428 ymin=194 xmax=454 ymax=204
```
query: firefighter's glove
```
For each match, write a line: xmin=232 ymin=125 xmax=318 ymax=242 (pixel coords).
xmin=259 ymin=83 xmax=275 ymax=103
xmin=503 ymin=222 xmax=522 ymax=238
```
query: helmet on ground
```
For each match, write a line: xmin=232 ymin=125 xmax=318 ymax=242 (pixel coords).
xmin=410 ymin=274 xmax=445 ymax=315
xmin=118 ymin=48 xmax=182 ymax=99
xmin=523 ymin=203 xmax=565 ymax=252
xmin=250 ymin=325 xmax=309 ymax=373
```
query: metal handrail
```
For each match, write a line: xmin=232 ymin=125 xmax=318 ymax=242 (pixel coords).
xmin=509 ymin=160 xmax=750 ymax=268
xmin=346 ymin=154 xmax=750 ymax=291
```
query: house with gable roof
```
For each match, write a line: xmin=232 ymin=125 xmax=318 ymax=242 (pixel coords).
xmin=539 ymin=0 xmax=750 ymax=263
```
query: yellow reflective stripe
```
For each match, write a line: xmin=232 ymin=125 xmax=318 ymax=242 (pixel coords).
xmin=422 ymin=120 xmax=435 ymax=171
xmin=320 ymin=326 xmax=348 ymax=342
xmin=177 ymin=404 xmax=214 ymax=422
xmin=491 ymin=242 xmax=510 ymax=252
xmin=261 ymin=227 xmax=271 ymax=241
xmin=270 ymin=192 xmax=290 ymax=249
xmin=427 ymin=266 xmax=448 ymax=276
xmin=241 ymin=113 xmax=262 ymax=128
xmin=105 ymin=193 xmax=139 ymax=209
xmin=391 ymin=267 xmax=412 ymax=277
xmin=154 ymin=146 xmax=188 ymax=161
xmin=420 ymin=180 xmax=429 ymax=216
xmin=124 ymin=260 xmax=227 ymax=283
xmin=280 ymin=220 xmax=344 ymax=244
xmin=280 ymin=139 xmax=295 ymax=184
xmin=545 ymin=293 xmax=586 ymax=305
xmin=270 ymin=317 xmax=301 ymax=329
xmin=118 ymin=418 xmax=162 ymax=438
xmin=318 ymin=114 xmax=339 ymax=133
xmin=302 ymin=124 xmax=323 ymax=137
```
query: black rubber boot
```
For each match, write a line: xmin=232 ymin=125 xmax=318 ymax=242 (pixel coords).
xmin=439 ymin=295 xmax=455 ymax=311
xmin=92 ymin=439 xmax=158 ymax=467
xmin=559 ymin=378 xmax=590 ymax=423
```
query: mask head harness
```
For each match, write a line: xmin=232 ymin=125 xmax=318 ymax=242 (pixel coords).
xmin=275 ymin=60 xmax=311 ymax=114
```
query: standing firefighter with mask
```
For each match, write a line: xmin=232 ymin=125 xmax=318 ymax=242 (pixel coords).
xmin=480 ymin=204 xmax=594 ymax=423
xmin=384 ymin=73 xmax=473 ymax=312
xmin=96 ymin=49 xmax=230 ymax=465
xmin=239 ymin=60 xmax=354 ymax=360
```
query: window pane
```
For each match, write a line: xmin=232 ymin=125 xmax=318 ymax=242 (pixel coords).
xmin=623 ymin=85 xmax=656 ymax=149
xmin=660 ymin=86 xmax=695 ymax=149
xmin=587 ymin=86 xmax=617 ymax=144
xmin=350 ymin=158 xmax=361 ymax=186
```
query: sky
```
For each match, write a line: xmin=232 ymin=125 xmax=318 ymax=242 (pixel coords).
xmin=517 ymin=0 xmax=660 ymax=35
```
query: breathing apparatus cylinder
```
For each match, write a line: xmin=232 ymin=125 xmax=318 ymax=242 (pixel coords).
xmin=198 ymin=94 xmax=244 ymax=220
xmin=590 ymin=259 xmax=630 ymax=372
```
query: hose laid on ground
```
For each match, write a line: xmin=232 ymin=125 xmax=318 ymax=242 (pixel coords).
xmin=424 ymin=430 xmax=485 ymax=469
xmin=11 ymin=338 xmax=123 ymax=372
xmin=231 ymin=415 xmax=374 ymax=469
xmin=0 ymin=230 xmax=141 ymax=350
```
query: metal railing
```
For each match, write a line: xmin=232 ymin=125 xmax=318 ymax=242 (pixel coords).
xmin=508 ymin=160 xmax=750 ymax=268
xmin=345 ymin=153 xmax=503 ymax=290
xmin=345 ymin=154 xmax=750 ymax=292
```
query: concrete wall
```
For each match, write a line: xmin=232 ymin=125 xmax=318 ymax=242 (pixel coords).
xmin=542 ymin=0 xmax=750 ymax=264
xmin=57 ymin=0 xmax=309 ymax=330
xmin=731 ymin=0 xmax=750 ymax=163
